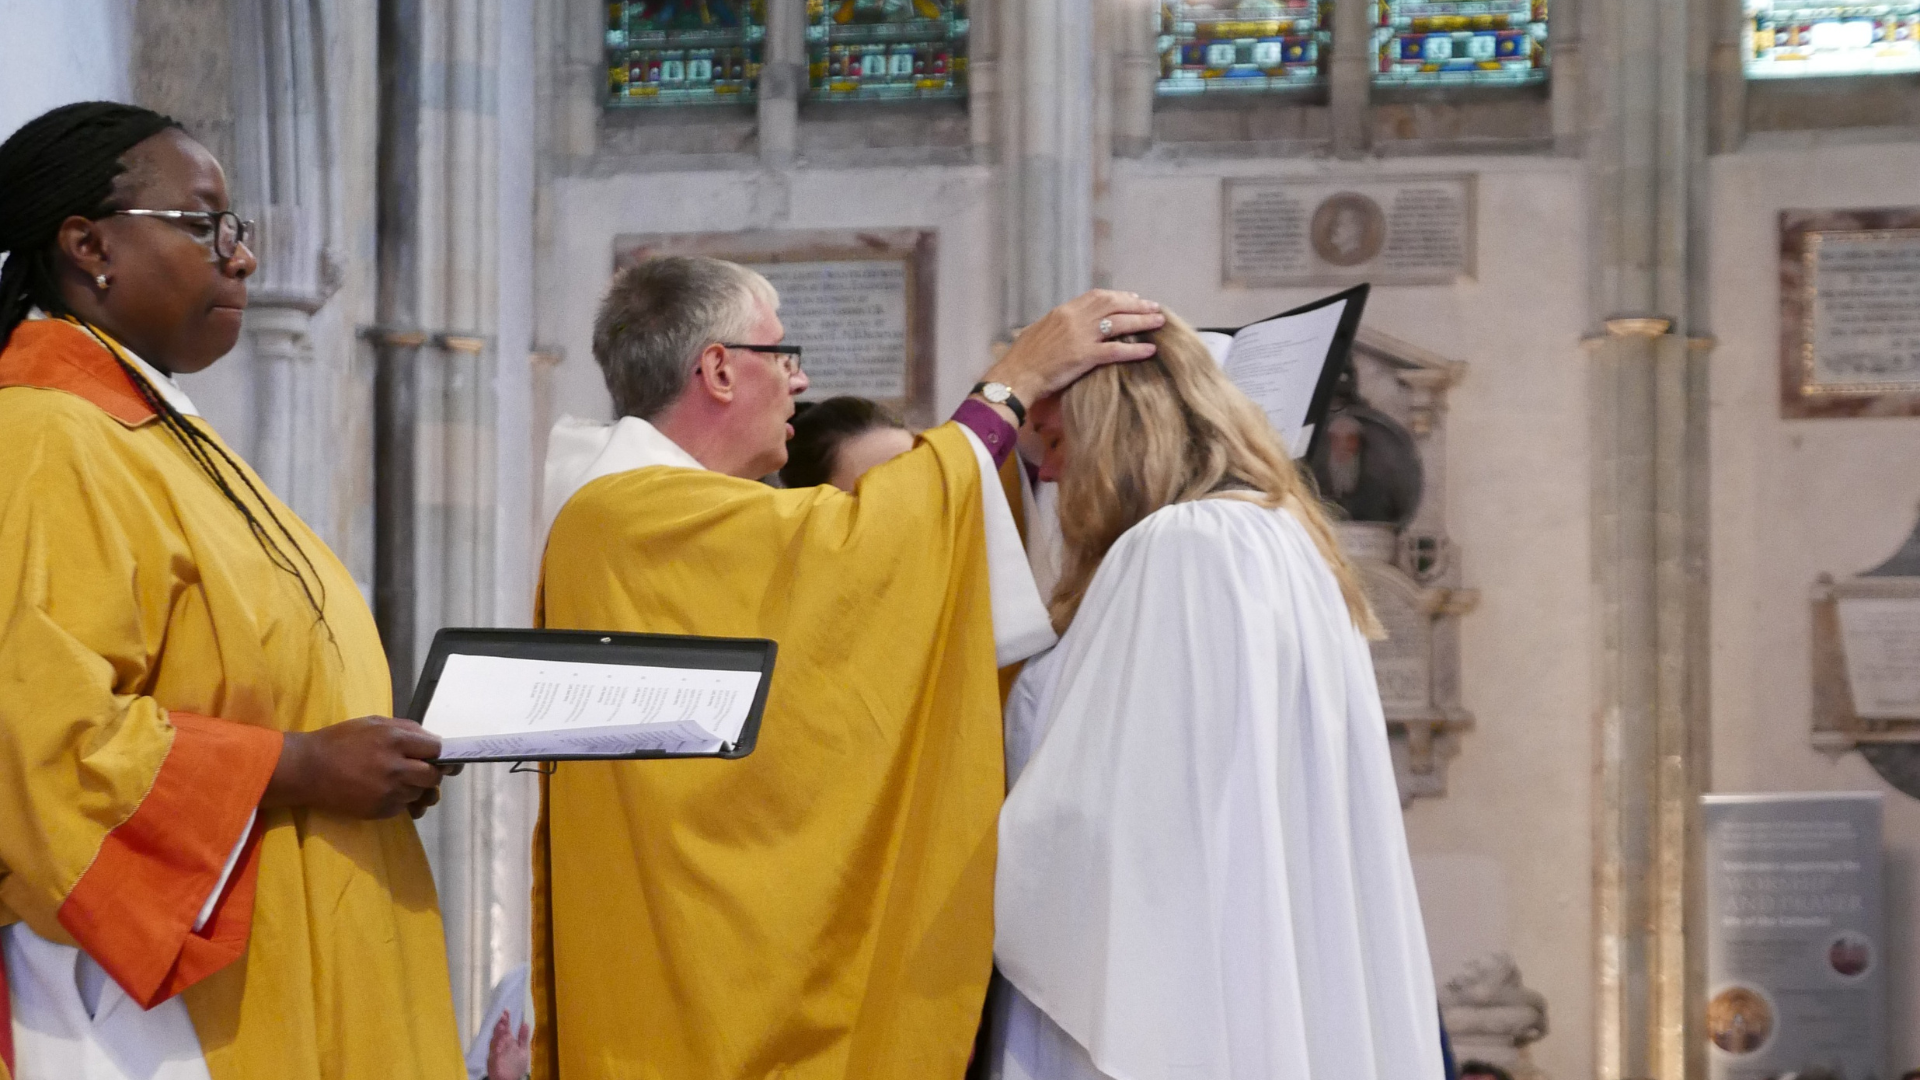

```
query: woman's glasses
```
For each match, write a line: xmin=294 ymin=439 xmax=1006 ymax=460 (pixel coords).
xmin=114 ymin=209 xmax=255 ymax=261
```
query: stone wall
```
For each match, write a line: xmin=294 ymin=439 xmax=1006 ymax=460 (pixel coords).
xmin=1709 ymin=136 xmax=1920 ymax=1072
xmin=0 ymin=0 xmax=134 ymax=141
xmin=1106 ymin=155 xmax=1597 ymax=1080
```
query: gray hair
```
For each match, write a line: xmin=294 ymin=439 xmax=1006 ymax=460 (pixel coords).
xmin=592 ymin=255 xmax=780 ymax=420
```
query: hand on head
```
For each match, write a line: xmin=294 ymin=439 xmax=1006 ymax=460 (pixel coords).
xmin=980 ymin=289 xmax=1164 ymax=407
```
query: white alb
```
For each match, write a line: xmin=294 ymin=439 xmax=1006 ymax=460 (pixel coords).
xmin=993 ymin=497 xmax=1444 ymax=1080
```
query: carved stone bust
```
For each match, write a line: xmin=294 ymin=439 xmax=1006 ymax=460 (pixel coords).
xmin=1439 ymin=953 xmax=1549 ymax=1077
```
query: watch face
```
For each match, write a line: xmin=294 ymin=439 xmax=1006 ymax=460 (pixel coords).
xmin=984 ymin=383 xmax=1010 ymax=403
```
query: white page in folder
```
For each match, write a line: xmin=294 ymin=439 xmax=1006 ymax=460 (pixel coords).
xmin=424 ymin=653 xmax=763 ymax=760
xmin=1220 ymin=298 xmax=1347 ymax=457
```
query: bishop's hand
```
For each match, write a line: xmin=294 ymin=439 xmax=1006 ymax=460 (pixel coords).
xmin=979 ymin=289 xmax=1164 ymax=409
xmin=264 ymin=715 xmax=452 ymax=820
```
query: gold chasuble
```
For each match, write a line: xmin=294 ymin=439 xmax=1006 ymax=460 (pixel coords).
xmin=0 ymin=320 xmax=461 ymax=1079
xmin=534 ymin=424 xmax=1007 ymax=1080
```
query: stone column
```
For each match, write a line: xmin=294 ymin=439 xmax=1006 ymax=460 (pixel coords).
xmin=229 ymin=0 xmax=344 ymax=531
xmin=968 ymin=0 xmax=1001 ymax=158
xmin=1328 ymin=0 xmax=1372 ymax=159
xmin=997 ymin=0 xmax=1096 ymax=329
xmin=1584 ymin=0 xmax=1714 ymax=1076
xmin=405 ymin=0 xmax=536 ymax=1043
xmin=759 ymin=0 xmax=804 ymax=169
xmin=1107 ymin=0 xmax=1156 ymax=161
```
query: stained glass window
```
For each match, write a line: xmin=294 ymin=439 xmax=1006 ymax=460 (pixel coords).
xmin=605 ymin=2 xmax=766 ymax=107
xmin=806 ymin=0 xmax=969 ymax=103
xmin=1746 ymin=1 xmax=1920 ymax=78
xmin=1155 ymin=2 xmax=1331 ymax=96
xmin=1372 ymin=0 xmax=1548 ymax=88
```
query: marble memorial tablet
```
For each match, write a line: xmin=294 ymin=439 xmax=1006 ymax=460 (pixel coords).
xmin=614 ymin=229 xmax=937 ymax=424
xmin=1835 ymin=595 xmax=1920 ymax=720
xmin=1224 ymin=176 xmax=1475 ymax=287
xmin=751 ymin=260 xmax=909 ymax=400
xmin=1780 ymin=207 xmax=1920 ymax=418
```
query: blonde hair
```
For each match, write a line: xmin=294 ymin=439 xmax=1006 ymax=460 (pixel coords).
xmin=1049 ymin=311 xmax=1381 ymax=638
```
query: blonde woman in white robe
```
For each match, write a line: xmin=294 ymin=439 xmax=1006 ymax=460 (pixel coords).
xmin=990 ymin=313 xmax=1444 ymax=1080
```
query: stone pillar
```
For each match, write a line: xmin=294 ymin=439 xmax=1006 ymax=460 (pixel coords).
xmin=246 ymin=306 xmax=324 ymax=514
xmin=229 ymin=0 xmax=344 ymax=530
xmin=759 ymin=0 xmax=804 ymax=169
xmin=405 ymin=0 xmax=533 ymax=1043
xmin=1584 ymin=0 xmax=1714 ymax=1076
xmin=968 ymin=0 xmax=1001 ymax=158
xmin=1000 ymin=0 xmax=1095 ymax=327
xmin=1329 ymin=0 xmax=1372 ymax=159
xmin=1107 ymin=0 xmax=1156 ymax=161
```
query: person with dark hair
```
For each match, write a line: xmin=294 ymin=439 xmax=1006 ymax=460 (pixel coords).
xmin=0 ymin=103 xmax=461 ymax=1080
xmin=778 ymin=395 xmax=914 ymax=490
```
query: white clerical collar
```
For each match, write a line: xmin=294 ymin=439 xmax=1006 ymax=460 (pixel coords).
xmin=540 ymin=414 xmax=705 ymax=545
xmin=26 ymin=309 xmax=200 ymax=417
xmin=118 ymin=347 xmax=199 ymax=417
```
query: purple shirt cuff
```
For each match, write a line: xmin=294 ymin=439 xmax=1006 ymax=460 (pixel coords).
xmin=951 ymin=398 xmax=1017 ymax=469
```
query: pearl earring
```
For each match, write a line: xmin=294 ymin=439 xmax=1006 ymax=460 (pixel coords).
xmin=95 ymin=274 xmax=109 ymax=289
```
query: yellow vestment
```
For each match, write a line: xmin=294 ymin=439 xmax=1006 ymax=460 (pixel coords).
xmin=0 ymin=320 xmax=461 ymax=1079
xmin=533 ymin=424 xmax=1006 ymax=1079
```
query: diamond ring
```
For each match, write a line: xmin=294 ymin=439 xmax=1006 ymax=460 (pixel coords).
xmin=1098 ymin=317 xmax=1114 ymax=338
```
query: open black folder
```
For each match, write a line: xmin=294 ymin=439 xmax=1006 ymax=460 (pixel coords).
xmin=1199 ymin=283 xmax=1368 ymax=461
xmin=408 ymin=628 xmax=776 ymax=763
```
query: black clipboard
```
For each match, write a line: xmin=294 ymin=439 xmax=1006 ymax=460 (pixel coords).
xmin=407 ymin=627 xmax=777 ymax=763
xmin=1201 ymin=282 xmax=1369 ymax=462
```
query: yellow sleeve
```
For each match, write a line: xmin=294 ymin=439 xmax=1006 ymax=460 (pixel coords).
xmin=789 ymin=420 xmax=988 ymax=551
xmin=0 ymin=395 xmax=280 ymax=1007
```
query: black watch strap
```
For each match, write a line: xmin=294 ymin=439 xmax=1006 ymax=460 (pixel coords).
xmin=971 ymin=382 xmax=1027 ymax=426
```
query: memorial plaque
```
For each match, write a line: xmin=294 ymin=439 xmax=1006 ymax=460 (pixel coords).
xmin=1835 ymin=595 xmax=1920 ymax=719
xmin=1224 ymin=175 xmax=1475 ymax=287
xmin=1808 ymin=521 xmax=1920 ymax=774
xmin=1370 ymin=580 xmax=1433 ymax=713
xmin=1343 ymin=526 xmax=1435 ymax=715
xmin=751 ymin=260 xmax=909 ymax=399
xmin=613 ymin=229 xmax=937 ymax=424
xmin=1780 ymin=207 xmax=1920 ymax=418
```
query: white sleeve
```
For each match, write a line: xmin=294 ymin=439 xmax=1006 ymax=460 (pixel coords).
xmin=959 ymin=426 xmax=1058 ymax=667
xmin=193 ymin=809 xmax=256 ymax=932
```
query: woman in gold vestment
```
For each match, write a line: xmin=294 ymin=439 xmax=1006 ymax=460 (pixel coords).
xmin=0 ymin=103 xmax=462 ymax=1080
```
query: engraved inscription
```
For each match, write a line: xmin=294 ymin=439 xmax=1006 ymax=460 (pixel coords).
xmin=1227 ymin=184 xmax=1310 ymax=282
xmin=1380 ymin=185 xmax=1468 ymax=275
xmin=1836 ymin=596 xmax=1920 ymax=719
xmin=1369 ymin=582 xmax=1432 ymax=713
xmin=750 ymin=259 xmax=910 ymax=399
xmin=1808 ymin=232 xmax=1920 ymax=391
xmin=1225 ymin=176 xmax=1473 ymax=286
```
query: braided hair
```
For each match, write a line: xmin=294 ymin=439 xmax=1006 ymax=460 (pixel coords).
xmin=0 ymin=102 xmax=331 ymax=629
